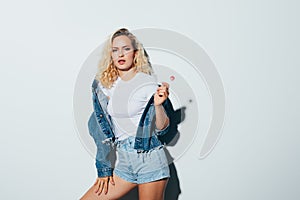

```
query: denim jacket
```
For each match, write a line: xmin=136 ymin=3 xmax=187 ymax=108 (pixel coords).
xmin=87 ymin=78 xmax=175 ymax=177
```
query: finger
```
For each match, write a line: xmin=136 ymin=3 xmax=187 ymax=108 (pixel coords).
xmin=103 ymin=180 xmax=108 ymax=195
xmin=161 ymin=82 xmax=169 ymax=89
xmin=157 ymin=88 xmax=167 ymax=93
xmin=157 ymin=86 xmax=168 ymax=94
xmin=157 ymin=89 xmax=167 ymax=97
xmin=94 ymin=180 xmax=100 ymax=193
xmin=98 ymin=181 xmax=104 ymax=195
xmin=157 ymin=88 xmax=167 ymax=94
xmin=159 ymin=92 xmax=166 ymax=97
xmin=110 ymin=176 xmax=115 ymax=185
xmin=158 ymin=85 xmax=167 ymax=90
xmin=158 ymin=92 xmax=164 ymax=97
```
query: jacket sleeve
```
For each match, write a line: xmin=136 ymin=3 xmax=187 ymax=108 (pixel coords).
xmin=88 ymin=112 xmax=113 ymax=177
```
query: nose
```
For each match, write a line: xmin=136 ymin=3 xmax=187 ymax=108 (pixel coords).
xmin=118 ymin=50 xmax=124 ymax=57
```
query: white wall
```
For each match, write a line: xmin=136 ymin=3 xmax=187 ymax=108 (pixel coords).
xmin=1 ymin=0 xmax=299 ymax=199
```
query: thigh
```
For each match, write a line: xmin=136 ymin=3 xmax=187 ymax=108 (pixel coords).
xmin=138 ymin=178 xmax=168 ymax=200
xmin=80 ymin=173 xmax=137 ymax=200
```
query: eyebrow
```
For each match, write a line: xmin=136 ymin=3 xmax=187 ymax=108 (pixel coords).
xmin=112 ymin=45 xmax=130 ymax=48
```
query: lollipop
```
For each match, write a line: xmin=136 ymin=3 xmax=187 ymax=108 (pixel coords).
xmin=170 ymin=75 xmax=175 ymax=81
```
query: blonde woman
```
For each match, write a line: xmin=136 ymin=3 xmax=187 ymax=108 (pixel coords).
xmin=81 ymin=28 xmax=175 ymax=200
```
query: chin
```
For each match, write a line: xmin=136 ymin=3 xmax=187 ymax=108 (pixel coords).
xmin=116 ymin=64 xmax=134 ymax=71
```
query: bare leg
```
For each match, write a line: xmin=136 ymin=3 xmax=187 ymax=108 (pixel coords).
xmin=138 ymin=178 xmax=168 ymax=200
xmin=80 ymin=173 xmax=137 ymax=200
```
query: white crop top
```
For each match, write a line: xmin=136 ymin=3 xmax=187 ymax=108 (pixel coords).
xmin=100 ymin=72 xmax=158 ymax=140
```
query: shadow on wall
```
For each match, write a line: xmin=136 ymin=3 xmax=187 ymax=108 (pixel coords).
xmin=120 ymin=107 xmax=185 ymax=200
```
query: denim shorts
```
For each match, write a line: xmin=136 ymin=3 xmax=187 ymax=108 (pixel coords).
xmin=113 ymin=136 xmax=170 ymax=184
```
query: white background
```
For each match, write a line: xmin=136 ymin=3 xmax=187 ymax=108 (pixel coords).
xmin=1 ymin=0 xmax=299 ymax=199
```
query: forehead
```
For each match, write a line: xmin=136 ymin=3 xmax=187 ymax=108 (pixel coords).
xmin=112 ymin=35 xmax=132 ymax=47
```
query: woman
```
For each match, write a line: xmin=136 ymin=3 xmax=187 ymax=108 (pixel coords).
xmin=81 ymin=28 xmax=175 ymax=200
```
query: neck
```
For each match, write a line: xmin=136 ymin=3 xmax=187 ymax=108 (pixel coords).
xmin=118 ymin=66 xmax=137 ymax=81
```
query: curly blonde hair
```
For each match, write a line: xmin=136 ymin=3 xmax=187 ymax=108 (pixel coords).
xmin=96 ymin=28 xmax=153 ymax=88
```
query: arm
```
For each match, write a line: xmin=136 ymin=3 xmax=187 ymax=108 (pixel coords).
xmin=154 ymin=82 xmax=170 ymax=130
xmin=89 ymin=79 xmax=116 ymax=195
xmin=154 ymin=105 xmax=169 ymax=130
xmin=87 ymin=112 xmax=115 ymax=195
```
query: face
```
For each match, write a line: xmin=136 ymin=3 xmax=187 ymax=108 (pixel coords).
xmin=111 ymin=35 xmax=135 ymax=72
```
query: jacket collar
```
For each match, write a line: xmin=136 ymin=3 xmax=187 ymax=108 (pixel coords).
xmin=92 ymin=78 xmax=99 ymax=91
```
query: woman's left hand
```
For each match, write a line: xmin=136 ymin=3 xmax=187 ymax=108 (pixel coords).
xmin=154 ymin=82 xmax=169 ymax=106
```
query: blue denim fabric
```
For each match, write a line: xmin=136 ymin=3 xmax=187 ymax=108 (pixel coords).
xmin=88 ymin=78 xmax=175 ymax=177
xmin=114 ymin=136 xmax=170 ymax=184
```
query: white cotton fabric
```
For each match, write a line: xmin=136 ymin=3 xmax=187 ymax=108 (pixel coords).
xmin=100 ymin=72 xmax=158 ymax=140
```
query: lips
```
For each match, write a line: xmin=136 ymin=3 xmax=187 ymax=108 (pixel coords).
xmin=118 ymin=59 xmax=126 ymax=65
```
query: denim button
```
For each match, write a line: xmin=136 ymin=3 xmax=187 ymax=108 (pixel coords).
xmin=99 ymin=114 xmax=103 ymax=118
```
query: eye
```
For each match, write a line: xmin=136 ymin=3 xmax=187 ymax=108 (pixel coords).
xmin=124 ymin=47 xmax=131 ymax=51
xmin=112 ymin=49 xmax=118 ymax=52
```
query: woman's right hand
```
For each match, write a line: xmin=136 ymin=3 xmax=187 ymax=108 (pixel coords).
xmin=93 ymin=176 xmax=115 ymax=196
